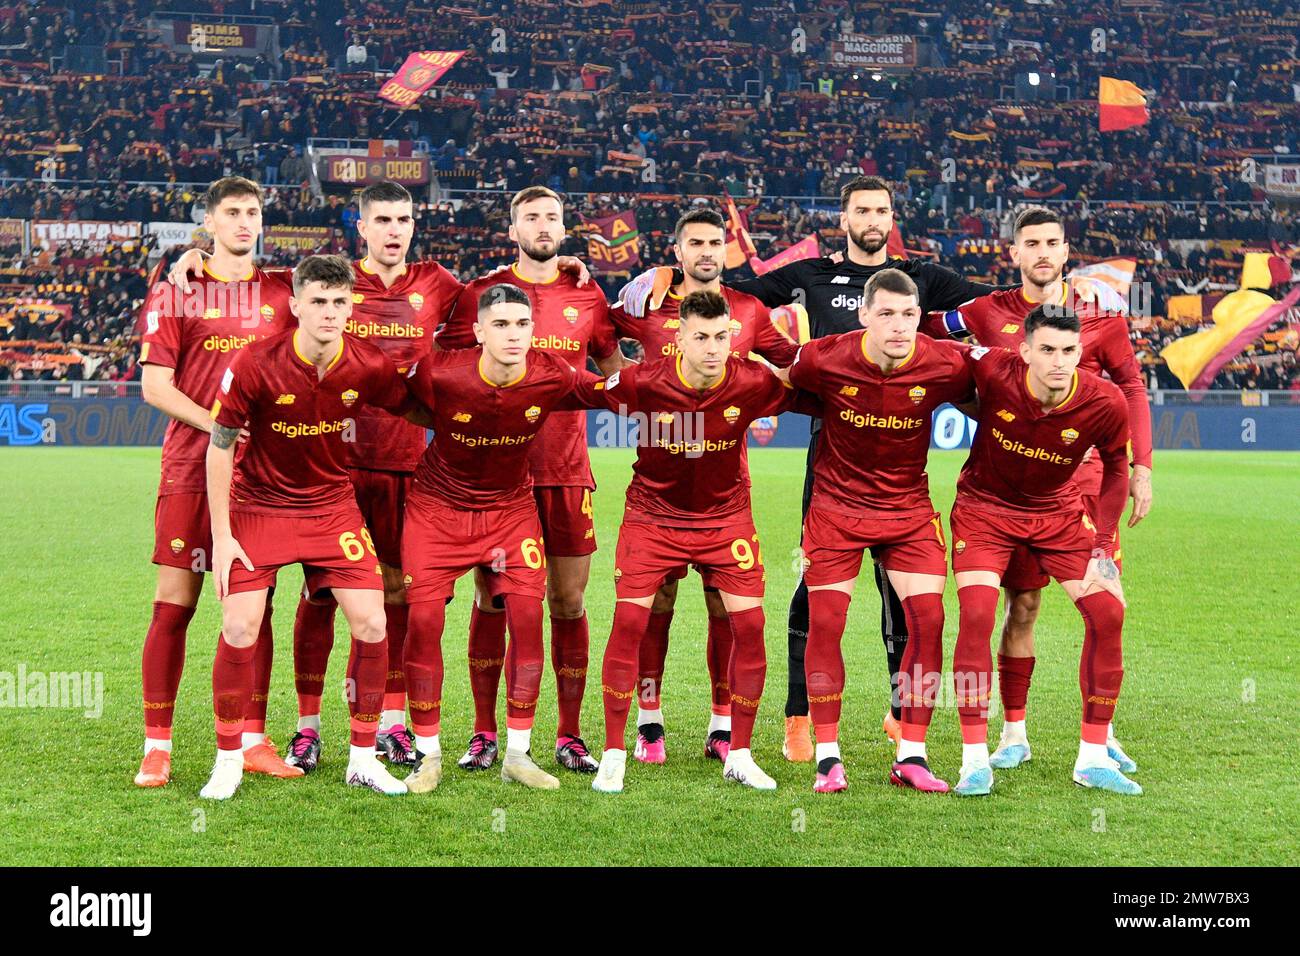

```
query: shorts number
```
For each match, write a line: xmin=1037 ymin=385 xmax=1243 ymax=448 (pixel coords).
xmin=339 ymin=529 xmax=377 ymax=562
xmin=521 ymin=536 xmax=546 ymax=570
xmin=580 ymin=489 xmax=594 ymax=520
xmin=731 ymin=534 xmax=762 ymax=571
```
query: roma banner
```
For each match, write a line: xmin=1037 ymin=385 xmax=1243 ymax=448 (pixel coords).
xmin=750 ymin=235 xmax=819 ymax=276
xmin=581 ymin=211 xmax=640 ymax=274
xmin=378 ymin=51 xmax=465 ymax=107
xmin=0 ymin=218 xmax=26 ymax=254
xmin=1160 ymin=285 xmax=1300 ymax=389
xmin=261 ymin=226 xmax=339 ymax=254
xmin=1099 ymin=76 xmax=1149 ymax=132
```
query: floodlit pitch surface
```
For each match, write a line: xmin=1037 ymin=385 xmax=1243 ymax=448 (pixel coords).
xmin=0 ymin=448 xmax=1293 ymax=865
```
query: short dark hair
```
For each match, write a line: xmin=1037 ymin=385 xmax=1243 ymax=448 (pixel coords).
xmin=840 ymin=174 xmax=893 ymax=211
xmin=862 ymin=268 xmax=918 ymax=310
xmin=679 ymin=290 xmax=729 ymax=323
xmin=292 ymin=254 xmax=355 ymax=295
xmin=1013 ymin=205 xmax=1064 ymax=239
xmin=477 ymin=282 xmax=531 ymax=313
xmin=509 ymin=185 xmax=563 ymax=223
xmin=1025 ymin=303 xmax=1081 ymax=337
xmin=358 ymin=181 xmax=413 ymax=216
xmin=674 ymin=207 xmax=725 ymax=243
xmin=203 ymin=176 xmax=262 ymax=211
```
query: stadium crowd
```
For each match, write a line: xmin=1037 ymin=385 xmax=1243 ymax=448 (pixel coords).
xmin=0 ymin=0 xmax=1296 ymax=387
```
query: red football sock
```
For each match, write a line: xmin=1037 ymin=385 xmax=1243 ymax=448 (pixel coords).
xmin=347 ymin=637 xmax=388 ymax=748
xmin=246 ymin=608 xmax=273 ymax=736
xmin=404 ymin=600 xmax=445 ymax=739
xmin=550 ymin=613 xmax=589 ymax=738
xmin=382 ymin=602 xmax=409 ymax=714
xmin=636 ymin=609 xmax=672 ymax=712
xmin=997 ymin=653 xmax=1036 ymax=724
xmin=212 ymin=635 xmax=254 ymax=751
xmin=503 ymin=594 xmax=545 ymax=731
xmin=467 ymin=603 xmax=506 ymax=734
xmin=954 ymin=585 xmax=999 ymax=745
xmin=805 ymin=588 xmax=851 ymax=741
xmin=726 ymin=607 xmax=766 ymax=750
xmin=1076 ymin=591 xmax=1125 ymax=734
xmin=897 ymin=592 xmax=944 ymax=739
xmin=293 ymin=594 xmax=336 ymax=718
xmin=601 ymin=601 xmax=651 ymax=751
xmin=141 ymin=601 xmax=196 ymax=740
xmin=707 ymin=612 xmax=734 ymax=716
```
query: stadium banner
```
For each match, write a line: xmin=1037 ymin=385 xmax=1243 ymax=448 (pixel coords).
xmin=145 ymin=221 xmax=210 ymax=252
xmin=160 ymin=19 xmax=275 ymax=57
xmin=378 ymin=51 xmax=466 ymax=107
xmin=0 ymin=217 xmax=26 ymax=253
xmin=31 ymin=220 xmax=141 ymax=253
xmin=829 ymin=34 xmax=916 ymax=70
xmin=582 ymin=211 xmax=640 ymax=274
xmin=3 ymin=399 xmax=1298 ymax=449
xmin=318 ymin=154 xmax=431 ymax=186
xmin=261 ymin=226 xmax=339 ymax=254
xmin=1262 ymin=164 xmax=1300 ymax=198
xmin=751 ymin=234 xmax=819 ymax=276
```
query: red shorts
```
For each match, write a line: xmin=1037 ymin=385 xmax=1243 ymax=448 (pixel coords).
xmin=614 ymin=517 xmax=766 ymax=599
xmin=401 ymin=494 xmax=546 ymax=604
xmin=349 ymin=467 xmax=410 ymax=568
xmin=534 ymin=485 xmax=596 ymax=557
xmin=1000 ymin=493 xmax=1120 ymax=590
xmin=800 ymin=505 xmax=947 ymax=586
xmin=950 ymin=501 xmax=1095 ymax=583
xmin=227 ymin=506 xmax=383 ymax=596
xmin=153 ymin=492 xmax=212 ymax=572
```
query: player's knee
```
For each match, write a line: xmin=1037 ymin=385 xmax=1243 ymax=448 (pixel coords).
xmin=222 ymin=616 xmax=261 ymax=648
xmin=354 ymin=612 xmax=388 ymax=644
xmin=545 ymin=589 xmax=585 ymax=618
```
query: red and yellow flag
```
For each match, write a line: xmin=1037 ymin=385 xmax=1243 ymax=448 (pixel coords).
xmin=1160 ymin=285 xmax=1300 ymax=390
xmin=723 ymin=197 xmax=757 ymax=270
xmin=1098 ymin=77 xmax=1148 ymax=132
xmin=378 ymin=51 xmax=465 ymax=107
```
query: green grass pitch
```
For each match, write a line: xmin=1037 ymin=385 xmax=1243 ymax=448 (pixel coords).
xmin=0 ymin=448 xmax=1294 ymax=866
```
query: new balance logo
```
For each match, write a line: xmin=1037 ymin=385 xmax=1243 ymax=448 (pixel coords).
xmin=275 ymin=394 xmax=295 ymax=405
xmin=996 ymin=409 xmax=1015 ymax=422
xmin=831 ymin=275 xmax=851 ymax=284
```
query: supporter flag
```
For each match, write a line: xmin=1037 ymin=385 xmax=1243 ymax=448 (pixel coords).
xmin=1160 ymin=285 xmax=1300 ymax=390
xmin=378 ymin=51 xmax=465 ymax=107
xmin=723 ymin=197 xmax=757 ymax=270
xmin=1241 ymin=250 xmax=1291 ymax=290
xmin=582 ymin=210 xmax=640 ymax=274
xmin=886 ymin=223 xmax=909 ymax=260
xmin=750 ymin=234 xmax=818 ymax=276
xmin=1068 ymin=257 xmax=1136 ymax=312
xmin=1098 ymin=77 xmax=1149 ymax=132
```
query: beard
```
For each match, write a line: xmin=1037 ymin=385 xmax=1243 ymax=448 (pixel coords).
xmin=685 ymin=260 xmax=720 ymax=283
xmin=519 ymin=237 xmax=558 ymax=264
xmin=851 ymin=227 xmax=888 ymax=255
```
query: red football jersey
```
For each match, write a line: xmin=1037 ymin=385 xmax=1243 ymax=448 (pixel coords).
xmin=435 ymin=264 xmax=617 ymax=488
xmin=956 ymin=347 xmax=1130 ymax=543
xmin=610 ymin=285 xmax=799 ymax=366
xmin=405 ymin=348 xmax=589 ymax=510
xmin=788 ymin=331 xmax=975 ymax=518
xmin=212 ymin=329 xmax=410 ymax=514
xmin=924 ymin=283 xmax=1152 ymax=485
xmin=344 ymin=258 xmax=462 ymax=472
xmin=582 ymin=354 xmax=795 ymax=527
xmin=139 ymin=263 xmax=292 ymax=494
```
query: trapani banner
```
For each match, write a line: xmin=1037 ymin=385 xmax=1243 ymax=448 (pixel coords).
xmin=829 ymin=34 xmax=916 ymax=70
xmin=31 ymin=220 xmax=141 ymax=253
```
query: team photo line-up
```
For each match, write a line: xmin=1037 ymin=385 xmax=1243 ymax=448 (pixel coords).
xmin=132 ymin=172 xmax=1153 ymax=801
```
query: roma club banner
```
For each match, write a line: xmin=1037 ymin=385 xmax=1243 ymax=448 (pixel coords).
xmin=582 ymin=211 xmax=640 ymax=274
xmin=750 ymin=235 xmax=818 ymax=276
xmin=378 ymin=51 xmax=465 ymax=107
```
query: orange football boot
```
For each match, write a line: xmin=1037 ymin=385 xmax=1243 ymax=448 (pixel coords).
xmin=782 ymin=715 xmax=814 ymax=762
xmin=882 ymin=711 xmax=902 ymax=746
xmin=243 ymin=738 xmax=305 ymax=778
xmin=134 ymin=748 xmax=172 ymax=787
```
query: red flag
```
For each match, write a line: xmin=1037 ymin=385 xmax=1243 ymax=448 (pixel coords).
xmin=1098 ymin=76 xmax=1149 ymax=132
xmin=581 ymin=211 xmax=640 ymax=274
xmin=750 ymin=235 xmax=819 ymax=276
xmin=378 ymin=51 xmax=465 ymax=107
xmin=886 ymin=223 xmax=908 ymax=260
xmin=723 ymin=197 xmax=756 ymax=270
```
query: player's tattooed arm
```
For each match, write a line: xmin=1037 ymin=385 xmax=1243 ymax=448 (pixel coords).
xmin=211 ymin=423 xmax=241 ymax=449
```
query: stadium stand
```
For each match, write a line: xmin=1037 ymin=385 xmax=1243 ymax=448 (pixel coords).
xmin=0 ymin=0 xmax=1296 ymax=389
